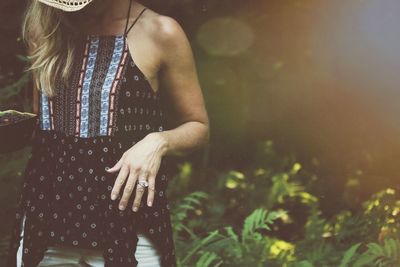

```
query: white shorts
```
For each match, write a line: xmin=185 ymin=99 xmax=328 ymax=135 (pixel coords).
xmin=17 ymin=214 xmax=161 ymax=267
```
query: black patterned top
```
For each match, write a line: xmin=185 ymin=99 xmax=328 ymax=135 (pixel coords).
xmin=6 ymin=1 xmax=177 ymax=266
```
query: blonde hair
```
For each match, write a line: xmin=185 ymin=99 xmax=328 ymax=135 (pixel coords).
xmin=22 ymin=1 xmax=78 ymax=97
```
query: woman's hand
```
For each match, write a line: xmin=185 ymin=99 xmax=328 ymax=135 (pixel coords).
xmin=106 ymin=132 xmax=168 ymax=212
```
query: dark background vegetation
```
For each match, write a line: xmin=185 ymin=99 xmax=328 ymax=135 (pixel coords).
xmin=1 ymin=0 xmax=399 ymax=266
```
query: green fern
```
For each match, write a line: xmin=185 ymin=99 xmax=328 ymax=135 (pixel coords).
xmin=300 ymin=242 xmax=335 ymax=265
xmin=339 ymin=242 xmax=361 ymax=267
xmin=195 ymin=251 xmax=223 ymax=267
xmin=181 ymin=230 xmax=222 ymax=265
xmin=241 ymin=208 xmax=286 ymax=242
xmin=354 ymin=238 xmax=400 ymax=267
xmin=172 ymin=191 xmax=208 ymax=236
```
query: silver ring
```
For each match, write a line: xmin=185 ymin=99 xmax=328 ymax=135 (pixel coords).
xmin=137 ymin=180 xmax=149 ymax=188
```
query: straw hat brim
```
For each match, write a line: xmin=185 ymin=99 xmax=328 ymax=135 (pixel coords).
xmin=37 ymin=0 xmax=94 ymax=12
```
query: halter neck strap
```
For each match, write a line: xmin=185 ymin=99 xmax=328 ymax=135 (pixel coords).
xmin=123 ymin=0 xmax=147 ymax=37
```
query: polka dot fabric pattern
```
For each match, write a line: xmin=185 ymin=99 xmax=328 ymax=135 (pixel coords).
xmin=6 ymin=34 xmax=177 ymax=267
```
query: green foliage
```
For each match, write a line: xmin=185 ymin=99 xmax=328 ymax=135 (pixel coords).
xmin=172 ymin=191 xmax=208 ymax=239
xmin=339 ymin=242 xmax=361 ymax=267
xmin=353 ymin=239 xmax=400 ymax=267
xmin=173 ymin=199 xmax=290 ymax=267
xmin=169 ymin=140 xmax=400 ymax=267
xmin=242 ymin=209 xmax=286 ymax=241
xmin=0 ymin=72 xmax=30 ymax=110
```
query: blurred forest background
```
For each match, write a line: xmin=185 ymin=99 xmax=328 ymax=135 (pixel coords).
xmin=0 ymin=0 xmax=399 ymax=266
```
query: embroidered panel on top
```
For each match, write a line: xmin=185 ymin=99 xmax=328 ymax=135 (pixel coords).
xmin=40 ymin=92 xmax=53 ymax=131
xmin=39 ymin=35 xmax=129 ymax=138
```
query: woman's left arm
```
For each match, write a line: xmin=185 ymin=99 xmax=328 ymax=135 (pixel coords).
xmin=148 ymin=16 xmax=210 ymax=157
xmin=107 ymin=16 xmax=209 ymax=212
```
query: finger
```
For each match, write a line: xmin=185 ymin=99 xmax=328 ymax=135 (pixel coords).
xmin=107 ymin=153 xmax=125 ymax=173
xmin=132 ymin=172 xmax=148 ymax=212
xmin=110 ymin=163 xmax=129 ymax=201
xmin=147 ymin=175 xmax=156 ymax=207
xmin=118 ymin=167 xmax=138 ymax=210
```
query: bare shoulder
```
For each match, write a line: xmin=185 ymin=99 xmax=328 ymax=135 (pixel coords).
xmin=125 ymin=5 xmax=192 ymax=86
xmin=155 ymin=15 xmax=186 ymax=41
xmin=139 ymin=8 xmax=189 ymax=49
xmin=144 ymin=12 xmax=194 ymax=72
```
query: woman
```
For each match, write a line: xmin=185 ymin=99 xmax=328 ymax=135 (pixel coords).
xmin=6 ymin=0 xmax=209 ymax=266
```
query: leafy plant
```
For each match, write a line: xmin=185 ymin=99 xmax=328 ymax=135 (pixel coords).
xmin=353 ymin=239 xmax=400 ymax=267
xmin=172 ymin=193 xmax=290 ymax=267
xmin=168 ymin=140 xmax=400 ymax=267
